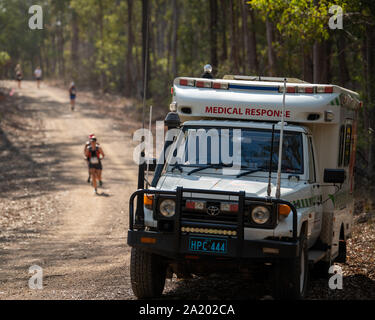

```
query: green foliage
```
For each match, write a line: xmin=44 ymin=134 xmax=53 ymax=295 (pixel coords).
xmin=0 ymin=0 xmax=374 ymax=184
xmin=249 ymin=0 xmax=348 ymax=41
xmin=0 ymin=51 xmax=10 ymax=68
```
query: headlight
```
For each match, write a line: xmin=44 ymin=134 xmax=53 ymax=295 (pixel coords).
xmin=159 ymin=199 xmax=176 ymax=217
xmin=251 ymin=206 xmax=270 ymax=225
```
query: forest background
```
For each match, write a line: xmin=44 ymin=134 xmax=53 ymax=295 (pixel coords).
xmin=0 ymin=0 xmax=374 ymax=196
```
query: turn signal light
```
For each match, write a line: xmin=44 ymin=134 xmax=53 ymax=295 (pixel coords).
xmin=144 ymin=194 xmax=154 ymax=209
xmin=278 ymin=204 xmax=291 ymax=217
xmin=141 ymin=237 xmax=156 ymax=244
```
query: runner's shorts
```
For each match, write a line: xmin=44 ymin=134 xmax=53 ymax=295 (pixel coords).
xmin=89 ymin=163 xmax=102 ymax=170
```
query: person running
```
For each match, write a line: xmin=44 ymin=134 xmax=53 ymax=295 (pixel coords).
xmin=85 ymin=136 xmax=105 ymax=194
xmin=15 ymin=64 xmax=22 ymax=89
xmin=69 ymin=82 xmax=77 ymax=111
xmin=84 ymin=133 xmax=100 ymax=184
xmin=34 ymin=67 xmax=42 ymax=89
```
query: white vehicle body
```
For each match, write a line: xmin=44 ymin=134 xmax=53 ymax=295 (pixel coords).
xmin=146 ymin=76 xmax=361 ymax=263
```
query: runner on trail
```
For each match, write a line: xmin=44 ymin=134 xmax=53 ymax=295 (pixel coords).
xmin=15 ymin=64 xmax=22 ymax=89
xmin=85 ymin=136 xmax=105 ymax=194
xmin=34 ymin=67 xmax=42 ymax=89
xmin=69 ymin=82 xmax=77 ymax=111
xmin=84 ymin=134 xmax=103 ymax=185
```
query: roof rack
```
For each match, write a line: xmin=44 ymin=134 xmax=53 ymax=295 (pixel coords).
xmin=223 ymin=75 xmax=309 ymax=84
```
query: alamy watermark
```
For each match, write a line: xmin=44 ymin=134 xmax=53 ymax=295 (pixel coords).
xmin=133 ymin=123 xmax=243 ymax=175
xmin=28 ymin=5 xmax=43 ymax=30
xmin=29 ymin=265 xmax=43 ymax=290
xmin=328 ymin=265 xmax=343 ymax=290
xmin=329 ymin=5 xmax=343 ymax=30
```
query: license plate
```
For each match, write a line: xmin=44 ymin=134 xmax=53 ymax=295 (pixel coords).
xmin=188 ymin=237 xmax=227 ymax=254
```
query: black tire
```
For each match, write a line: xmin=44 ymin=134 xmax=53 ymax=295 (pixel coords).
xmin=130 ymin=247 xmax=167 ymax=299
xmin=273 ymin=233 xmax=309 ymax=299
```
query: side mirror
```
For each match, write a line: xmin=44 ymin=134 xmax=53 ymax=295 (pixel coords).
xmin=323 ymin=169 xmax=346 ymax=184
xmin=145 ymin=158 xmax=157 ymax=172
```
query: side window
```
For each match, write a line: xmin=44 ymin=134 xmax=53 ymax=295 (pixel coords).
xmin=338 ymin=125 xmax=345 ymax=167
xmin=308 ymin=137 xmax=316 ymax=183
xmin=344 ymin=124 xmax=352 ymax=166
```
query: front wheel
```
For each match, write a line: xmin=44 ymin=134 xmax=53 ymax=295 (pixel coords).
xmin=130 ymin=247 xmax=167 ymax=299
xmin=273 ymin=233 xmax=309 ymax=299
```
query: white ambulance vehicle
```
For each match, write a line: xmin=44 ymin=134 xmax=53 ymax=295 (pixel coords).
xmin=128 ymin=74 xmax=361 ymax=299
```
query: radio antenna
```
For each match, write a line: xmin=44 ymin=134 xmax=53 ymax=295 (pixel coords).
xmin=267 ymin=124 xmax=275 ymax=197
xmin=142 ymin=9 xmax=149 ymax=131
xmin=146 ymin=105 xmax=152 ymax=188
xmin=135 ymin=3 xmax=149 ymax=225
xmin=276 ymin=78 xmax=286 ymax=199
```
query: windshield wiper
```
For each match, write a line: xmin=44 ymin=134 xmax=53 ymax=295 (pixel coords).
xmin=187 ymin=163 xmax=232 ymax=176
xmin=236 ymin=166 xmax=268 ymax=178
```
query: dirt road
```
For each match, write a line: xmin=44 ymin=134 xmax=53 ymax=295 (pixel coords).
xmin=0 ymin=81 xmax=138 ymax=299
xmin=0 ymin=81 xmax=374 ymax=300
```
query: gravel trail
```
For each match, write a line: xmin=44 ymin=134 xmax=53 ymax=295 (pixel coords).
xmin=0 ymin=81 xmax=137 ymax=299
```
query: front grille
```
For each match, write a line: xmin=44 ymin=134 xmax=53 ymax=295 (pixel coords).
xmin=182 ymin=200 xmax=239 ymax=224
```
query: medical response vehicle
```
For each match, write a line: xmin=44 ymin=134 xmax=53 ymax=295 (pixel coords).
xmin=128 ymin=73 xmax=361 ymax=299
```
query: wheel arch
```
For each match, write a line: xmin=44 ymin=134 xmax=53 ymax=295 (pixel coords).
xmin=300 ymin=220 xmax=308 ymax=237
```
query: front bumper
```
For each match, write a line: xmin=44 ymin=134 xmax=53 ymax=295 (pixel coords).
xmin=128 ymin=229 xmax=299 ymax=260
xmin=127 ymin=187 xmax=299 ymax=260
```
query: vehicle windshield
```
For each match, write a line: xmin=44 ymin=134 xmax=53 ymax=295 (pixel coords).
xmin=166 ymin=126 xmax=304 ymax=175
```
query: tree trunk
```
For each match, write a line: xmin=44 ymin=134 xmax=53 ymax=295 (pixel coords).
xmin=265 ymin=18 xmax=276 ymax=76
xmin=313 ymin=41 xmax=324 ymax=83
xmin=98 ymin=0 xmax=106 ymax=91
xmin=220 ymin=0 xmax=227 ymax=63
xmin=336 ymin=32 xmax=350 ymax=87
xmin=248 ymin=9 xmax=258 ymax=74
xmin=313 ymin=40 xmax=331 ymax=83
xmin=209 ymin=0 xmax=218 ymax=70
xmin=365 ymin=25 xmax=375 ymax=180
xmin=142 ymin=0 xmax=150 ymax=99
xmin=240 ymin=0 xmax=247 ymax=74
xmin=51 ymin=32 xmax=56 ymax=76
xmin=229 ymin=0 xmax=239 ymax=73
xmin=302 ymin=44 xmax=313 ymax=83
xmin=313 ymin=41 xmax=322 ymax=83
xmin=171 ymin=0 xmax=178 ymax=78
xmin=242 ymin=3 xmax=258 ymax=74
xmin=125 ymin=0 xmax=135 ymax=97
xmin=71 ymin=9 xmax=79 ymax=80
